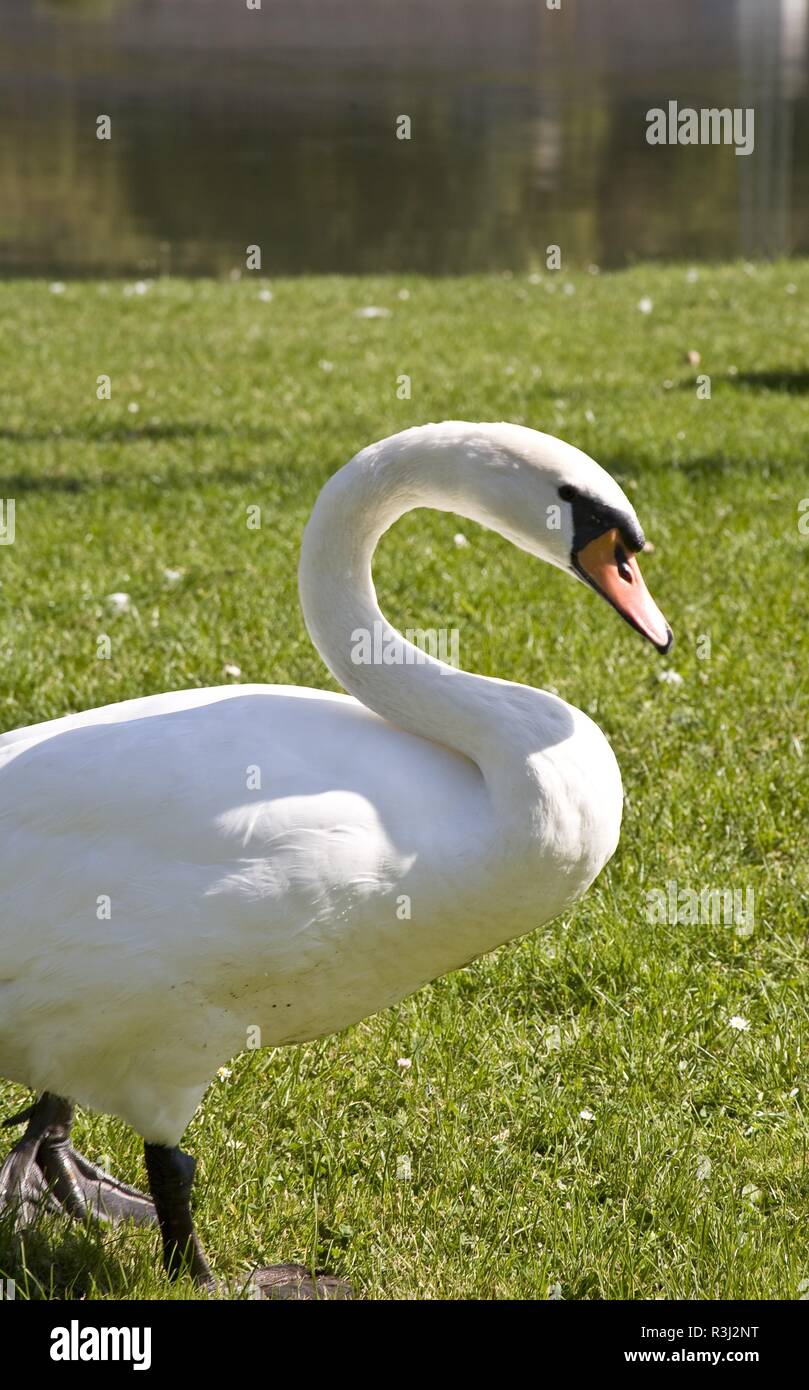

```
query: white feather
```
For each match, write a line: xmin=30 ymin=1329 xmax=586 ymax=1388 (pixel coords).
xmin=0 ymin=423 xmax=628 ymax=1144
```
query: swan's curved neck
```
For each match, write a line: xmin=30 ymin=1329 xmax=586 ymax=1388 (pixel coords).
xmin=298 ymin=429 xmax=555 ymax=815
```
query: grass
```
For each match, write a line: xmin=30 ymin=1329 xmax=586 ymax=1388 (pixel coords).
xmin=0 ymin=262 xmax=807 ymax=1300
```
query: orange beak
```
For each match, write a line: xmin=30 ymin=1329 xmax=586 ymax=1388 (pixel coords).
xmin=574 ymin=527 xmax=672 ymax=653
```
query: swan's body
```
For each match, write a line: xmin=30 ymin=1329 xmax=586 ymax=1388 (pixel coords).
xmin=0 ymin=422 xmax=670 ymax=1288
xmin=0 ymin=681 xmax=619 ymax=1142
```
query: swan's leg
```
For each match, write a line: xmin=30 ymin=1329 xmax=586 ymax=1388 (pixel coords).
xmin=0 ymin=1093 xmax=156 ymax=1229
xmin=0 ymin=1095 xmax=62 ymax=1227
xmin=39 ymin=1118 xmax=157 ymax=1226
xmin=143 ymin=1140 xmax=353 ymax=1298
xmin=143 ymin=1142 xmax=214 ymax=1285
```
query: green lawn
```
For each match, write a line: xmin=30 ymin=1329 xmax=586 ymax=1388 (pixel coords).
xmin=0 ymin=263 xmax=807 ymax=1300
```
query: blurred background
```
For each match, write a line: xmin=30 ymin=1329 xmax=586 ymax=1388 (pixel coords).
xmin=1 ymin=0 xmax=808 ymax=277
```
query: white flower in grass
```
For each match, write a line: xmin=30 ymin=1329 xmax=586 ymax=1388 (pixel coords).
xmin=453 ymin=532 xmax=469 ymax=548
xmin=547 ymin=1282 xmax=564 ymax=1300
xmin=658 ymin=669 xmax=683 ymax=686
xmin=127 ymin=402 xmax=139 ymax=414
xmin=696 ymin=1155 xmax=711 ymax=1182
xmin=258 ymin=289 xmax=273 ymax=302
xmin=729 ymin=1015 xmax=750 ymax=1032
xmin=223 ymin=663 xmax=242 ymax=679
xmin=217 ymin=1066 xmax=232 ymax=1081
xmin=124 ymin=281 xmax=150 ymax=297
xmin=354 ymin=305 xmax=391 ymax=319
xmin=49 ymin=282 xmax=66 ymax=295
xmin=163 ymin=567 xmax=183 ymax=586
xmin=397 ymin=288 xmax=410 ymax=300
xmin=396 ymin=1057 xmax=412 ymax=1070
xmin=396 ymin=1155 xmax=412 ymax=1181
xmin=798 ymin=1278 xmax=809 ymax=1299
xmin=579 ymin=1108 xmax=595 ymax=1122
xmin=638 ymin=296 xmax=654 ymax=314
xmin=106 ymin=592 xmax=131 ymax=614
xmin=318 ymin=359 xmax=334 ymax=373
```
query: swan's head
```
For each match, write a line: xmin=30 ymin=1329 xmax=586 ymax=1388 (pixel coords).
xmin=556 ymin=473 xmax=672 ymax=655
xmin=462 ymin=423 xmax=673 ymax=654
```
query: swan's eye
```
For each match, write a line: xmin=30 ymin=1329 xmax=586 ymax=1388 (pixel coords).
xmin=558 ymin=484 xmax=577 ymax=502
xmin=615 ymin=543 xmax=633 ymax=582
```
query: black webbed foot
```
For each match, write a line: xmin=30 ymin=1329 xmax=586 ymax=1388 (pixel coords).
xmin=0 ymin=1093 xmax=156 ymax=1230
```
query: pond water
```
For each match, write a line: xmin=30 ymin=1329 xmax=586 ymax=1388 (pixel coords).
xmin=1 ymin=0 xmax=807 ymax=276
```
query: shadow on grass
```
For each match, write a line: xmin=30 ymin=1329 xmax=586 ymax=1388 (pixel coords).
xmin=678 ymin=370 xmax=809 ymax=394
xmin=0 ymin=469 xmax=264 ymax=493
xmin=0 ymin=421 xmax=281 ymax=445
xmin=0 ymin=1217 xmax=127 ymax=1300
xmin=0 ymin=420 xmax=287 ymax=493
xmin=729 ymin=370 xmax=809 ymax=393
xmin=598 ymin=450 xmax=750 ymax=479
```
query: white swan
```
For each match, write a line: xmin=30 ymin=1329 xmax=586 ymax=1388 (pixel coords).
xmin=0 ymin=421 xmax=671 ymax=1296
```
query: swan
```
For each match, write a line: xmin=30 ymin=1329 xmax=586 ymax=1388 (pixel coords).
xmin=0 ymin=421 xmax=671 ymax=1297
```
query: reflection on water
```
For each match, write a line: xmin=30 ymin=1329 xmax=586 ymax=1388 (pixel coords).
xmin=1 ymin=0 xmax=807 ymax=276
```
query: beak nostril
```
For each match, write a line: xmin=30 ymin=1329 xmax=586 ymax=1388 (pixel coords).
xmin=615 ymin=542 xmax=633 ymax=583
